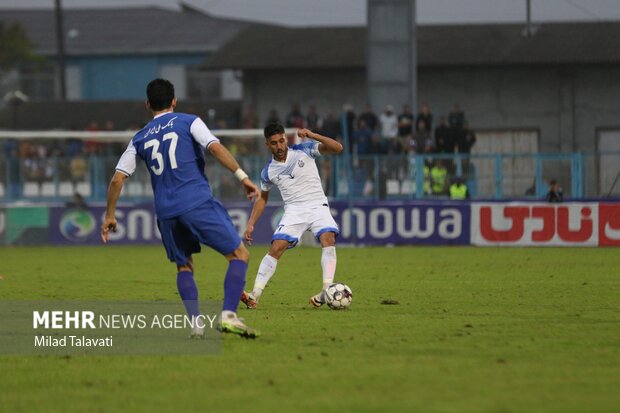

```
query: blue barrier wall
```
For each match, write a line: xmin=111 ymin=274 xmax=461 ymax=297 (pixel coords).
xmin=2 ymin=200 xmax=619 ymax=247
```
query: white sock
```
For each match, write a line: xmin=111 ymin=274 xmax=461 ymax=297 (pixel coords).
xmin=221 ymin=310 xmax=236 ymax=320
xmin=252 ymin=254 xmax=278 ymax=298
xmin=321 ymin=246 xmax=337 ymax=290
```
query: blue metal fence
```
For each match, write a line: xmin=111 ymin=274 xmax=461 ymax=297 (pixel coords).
xmin=2 ymin=151 xmax=620 ymax=202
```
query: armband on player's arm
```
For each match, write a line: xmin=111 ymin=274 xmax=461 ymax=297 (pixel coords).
xmin=234 ymin=168 xmax=249 ymax=182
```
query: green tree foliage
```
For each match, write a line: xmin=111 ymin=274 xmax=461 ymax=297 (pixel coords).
xmin=0 ymin=21 xmax=40 ymax=71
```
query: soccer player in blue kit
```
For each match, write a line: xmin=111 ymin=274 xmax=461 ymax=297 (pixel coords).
xmin=101 ymin=78 xmax=260 ymax=338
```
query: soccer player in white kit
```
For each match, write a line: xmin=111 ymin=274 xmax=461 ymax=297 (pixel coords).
xmin=241 ymin=123 xmax=343 ymax=308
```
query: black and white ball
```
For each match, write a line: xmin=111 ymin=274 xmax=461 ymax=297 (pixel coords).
xmin=324 ymin=283 xmax=353 ymax=310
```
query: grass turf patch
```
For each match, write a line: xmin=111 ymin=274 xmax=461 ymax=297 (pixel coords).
xmin=0 ymin=246 xmax=619 ymax=413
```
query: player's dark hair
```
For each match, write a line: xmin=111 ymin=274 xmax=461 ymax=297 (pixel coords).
xmin=264 ymin=122 xmax=285 ymax=139
xmin=146 ymin=78 xmax=175 ymax=111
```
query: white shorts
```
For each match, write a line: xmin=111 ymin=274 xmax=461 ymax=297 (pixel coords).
xmin=272 ymin=204 xmax=339 ymax=248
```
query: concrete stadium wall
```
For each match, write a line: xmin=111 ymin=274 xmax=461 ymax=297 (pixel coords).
xmin=419 ymin=64 xmax=620 ymax=153
xmin=242 ymin=63 xmax=620 ymax=153
xmin=0 ymin=100 xmax=242 ymax=130
xmin=242 ymin=69 xmax=367 ymax=126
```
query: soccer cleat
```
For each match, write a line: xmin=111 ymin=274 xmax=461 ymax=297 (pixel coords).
xmin=240 ymin=291 xmax=259 ymax=309
xmin=309 ymin=291 xmax=325 ymax=308
xmin=220 ymin=314 xmax=260 ymax=339
xmin=189 ymin=316 xmax=205 ymax=339
xmin=189 ymin=325 xmax=205 ymax=339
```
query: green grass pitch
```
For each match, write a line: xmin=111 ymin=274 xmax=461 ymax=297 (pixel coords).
xmin=1 ymin=245 xmax=619 ymax=413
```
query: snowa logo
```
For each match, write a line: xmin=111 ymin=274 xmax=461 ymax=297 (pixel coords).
xmin=60 ymin=210 xmax=96 ymax=242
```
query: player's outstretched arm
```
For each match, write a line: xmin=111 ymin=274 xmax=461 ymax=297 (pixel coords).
xmin=297 ymin=128 xmax=343 ymax=155
xmin=244 ymin=190 xmax=270 ymax=245
xmin=101 ymin=171 xmax=127 ymax=243
xmin=208 ymin=142 xmax=259 ymax=202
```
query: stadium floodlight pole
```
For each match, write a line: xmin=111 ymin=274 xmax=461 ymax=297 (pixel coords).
xmin=54 ymin=0 xmax=67 ymax=101
xmin=523 ymin=0 xmax=538 ymax=37
xmin=526 ymin=0 xmax=533 ymax=36
xmin=367 ymin=0 xmax=417 ymax=116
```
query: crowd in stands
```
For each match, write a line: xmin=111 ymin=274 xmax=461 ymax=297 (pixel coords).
xmin=1 ymin=103 xmax=478 ymax=200
xmin=1 ymin=120 xmax=133 ymax=189
xmin=240 ymin=102 xmax=476 ymax=157
xmin=241 ymin=102 xmax=477 ymax=198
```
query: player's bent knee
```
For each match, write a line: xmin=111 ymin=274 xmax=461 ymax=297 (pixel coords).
xmin=319 ymin=232 xmax=337 ymax=247
xmin=226 ymin=243 xmax=249 ymax=262
xmin=177 ymin=264 xmax=192 ymax=272
xmin=268 ymin=240 xmax=289 ymax=259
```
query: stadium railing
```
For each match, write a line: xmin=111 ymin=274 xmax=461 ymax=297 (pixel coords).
xmin=0 ymin=130 xmax=619 ymax=202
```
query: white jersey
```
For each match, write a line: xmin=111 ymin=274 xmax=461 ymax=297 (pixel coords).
xmin=260 ymin=141 xmax=327 ymax=208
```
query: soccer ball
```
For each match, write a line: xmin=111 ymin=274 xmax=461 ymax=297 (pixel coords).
xmin=324 ymin=283 xmax=353 ymax=310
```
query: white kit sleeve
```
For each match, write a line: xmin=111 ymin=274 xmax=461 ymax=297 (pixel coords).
xmin=115 ymin=141 xmax=137 ymax=176
xmin=190 ymin=117 xmax=220 ymax=150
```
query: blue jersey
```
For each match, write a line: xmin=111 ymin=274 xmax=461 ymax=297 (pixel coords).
xmin=115 ymin=112 xmax=220 ymax=219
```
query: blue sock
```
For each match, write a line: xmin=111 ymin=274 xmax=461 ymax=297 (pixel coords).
xmin=177 ymin=271 xmax=200 ymax=318
xmin=223 ymin=260 xmax=248 ymax=312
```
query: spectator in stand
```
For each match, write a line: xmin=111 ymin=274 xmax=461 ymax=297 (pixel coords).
xmin=66 ymin=192 xmax=88 ymax=209
xmin=369 ymin=132 xmax=388 ymax=155
xmin=23 ymin=143 xmax=47 ymax=184
xmin=127 ymin=121 xmax=143 ymax=131
xmin=66 ymin=136 xmax=83 ymax=157
xmin=103 ymin=120 xmax=124 ymax=156
xmin=449 ymin=177 xmax=469 ymax=200
xmin=525 ymin=179 xmax=536 ymax=196
xmin=321 ymin=111 xmax=341 ymax=140
xmin=416 ymin=103 xmax=433 ymax=133
xmin=242 ymin=105 xmax=259 ymax=129
xmin=342 ymin=104 xmax=356 ymax=150
xmin=84 ymin=121 xmax=104 ymax=155
xmin=3 ymin=139 xmax=21 ymax=197
xmin=353 ymin=119 xmax=373 ymax=156
xmin=430 ymin=160 xmax=448 ymax=195
xmin=434 ymin=115 xmax=455 ymax=175
xmin=434 ymin=115 xmax=452 ymax=154
xmin=448 ymin=103 xmax=465 ymax=130
xmin=398 ymin=104 xmax=414 ymax=134
xmin=316 ymin=110 xmax=344 ymax=184
xmin=449 ymin=111 xmax=465 ymax=172
xmin=457 ymin=122 xmax=476 ymax=154
xmin=70 ymin=156 xmax=88 ymax=187
xmin=457 ymin=121 xmax=476 ymax=176
xmin=265 ymin=109 xmax=281 ymax=127
xmin=85 ymin=120 xmax=100 ymax=131
xmin=306 ymin=105 xmax=322 ymax=131
xmin=414 ymin=119 xmax=431 ymax=153
xmin=379 ymin=105 xmax=398 ymax=153
xmin=285 ymin=103 xmax=304 ymax=128
xmin=546 ymin=180 xmax=563 ymax=202
xmin=353 ymin=119 xmax=374 ymax=194
xmin=397 ymin=104 xmax=414 ymax=152
xmin=359 ymin=103 xmax=379 ymax=132
xmin=422 ymin=158 xmax=432 ymax=195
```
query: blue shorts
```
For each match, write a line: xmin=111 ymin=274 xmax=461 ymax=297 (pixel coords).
xmin=157 ymin=199 xmax=241 ymax=266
